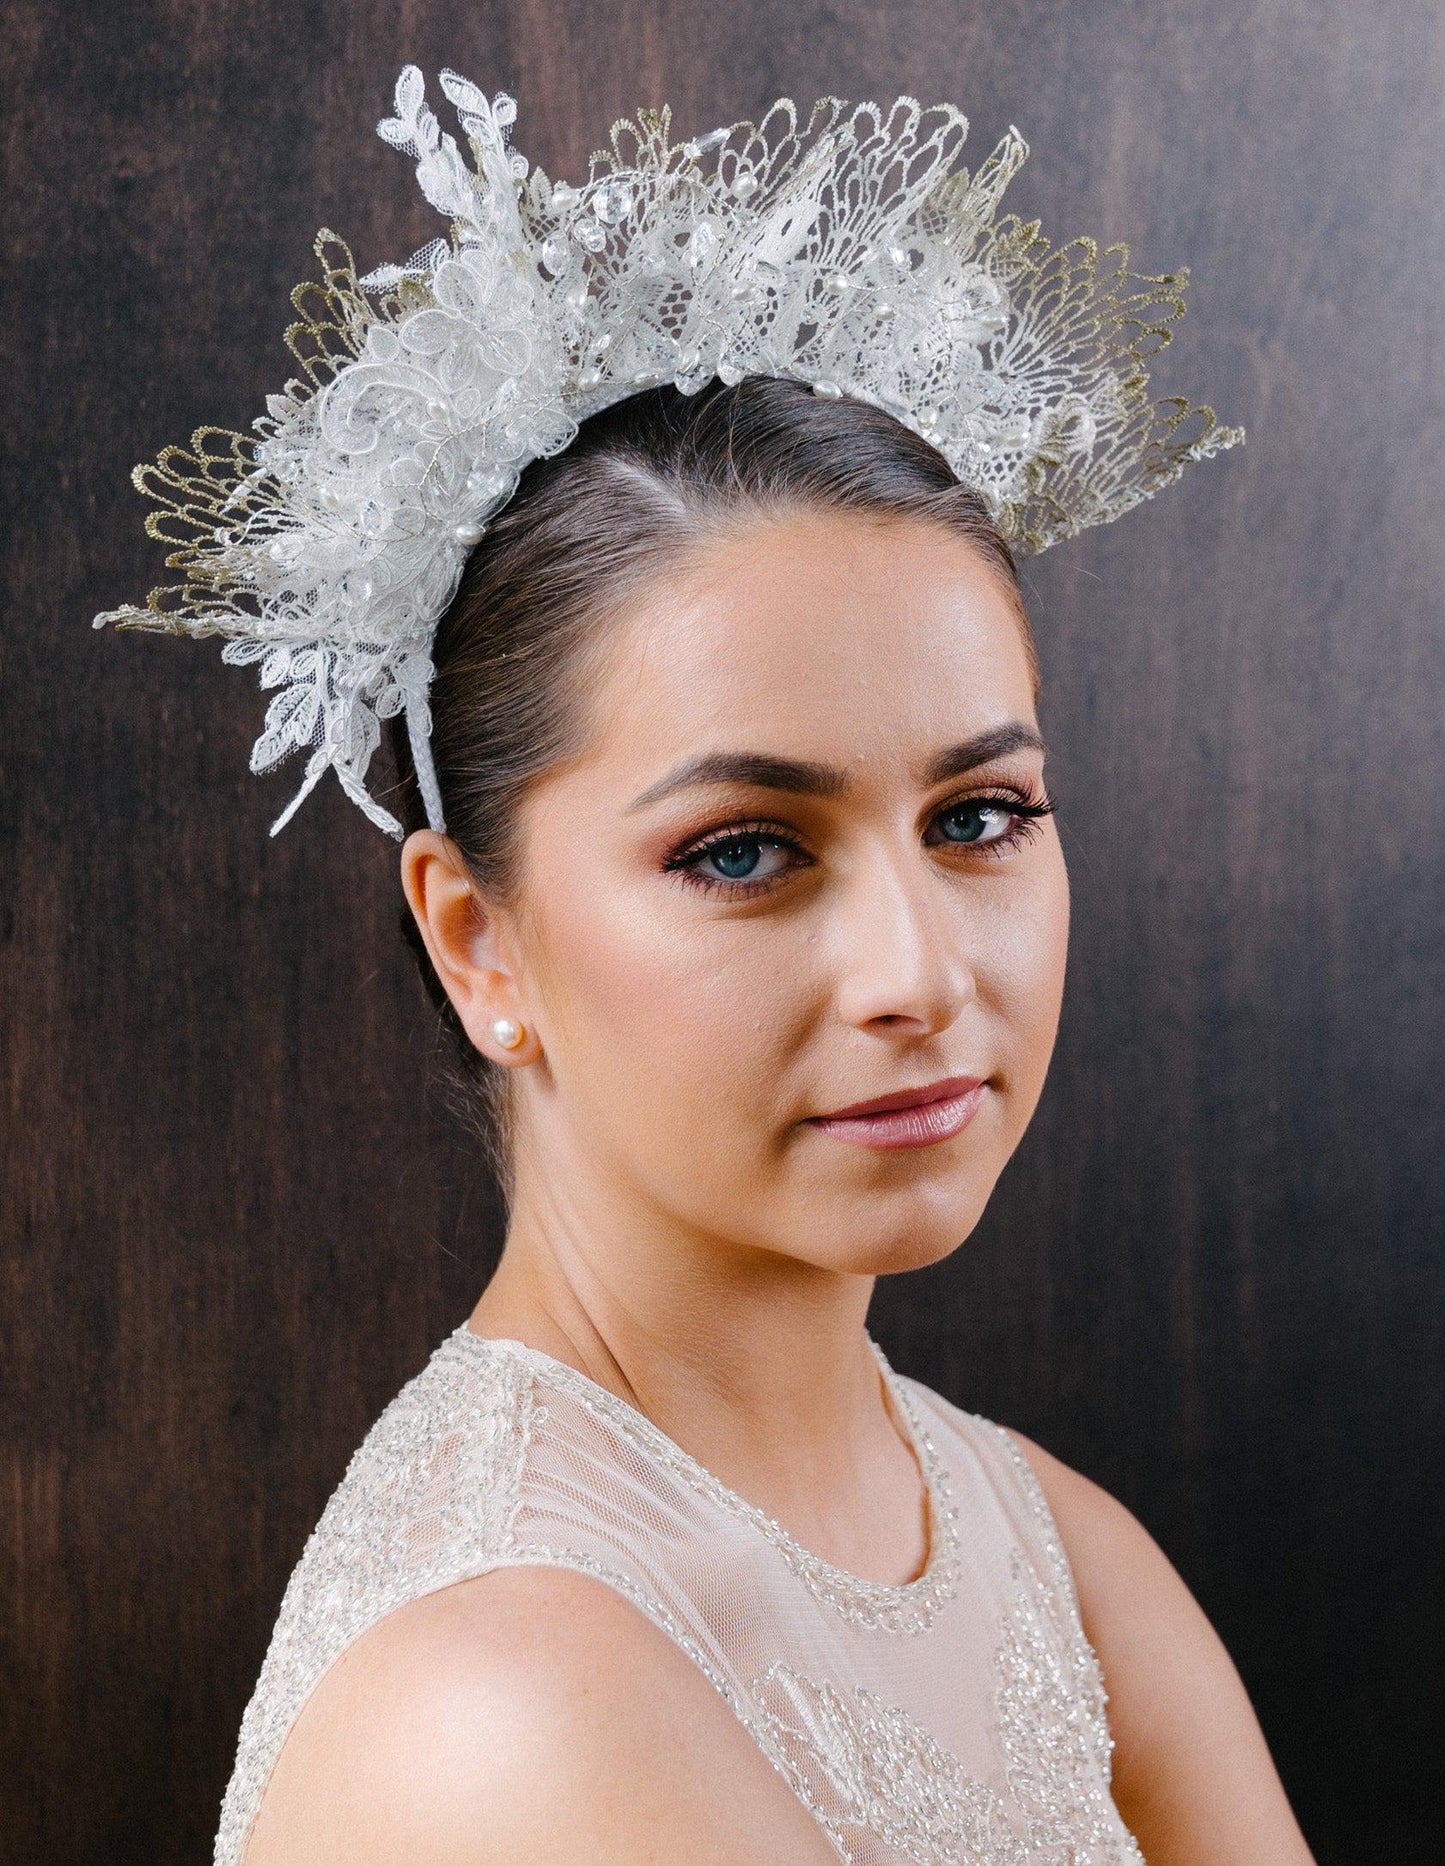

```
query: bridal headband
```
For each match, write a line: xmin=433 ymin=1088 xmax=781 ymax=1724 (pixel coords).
xmin=95 ymin=65 xmax=1244 ymax=839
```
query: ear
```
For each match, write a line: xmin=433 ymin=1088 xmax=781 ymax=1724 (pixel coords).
xmin=399 ymin=830 xmax=538 ymax=1066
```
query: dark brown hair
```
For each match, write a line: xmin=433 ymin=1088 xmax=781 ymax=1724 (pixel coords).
xmin=385 ymin=374 xmax=1037 ymax=1198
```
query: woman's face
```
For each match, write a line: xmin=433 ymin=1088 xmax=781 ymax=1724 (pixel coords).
xmin=482 ymin=507 xmax=1068 ymax=1276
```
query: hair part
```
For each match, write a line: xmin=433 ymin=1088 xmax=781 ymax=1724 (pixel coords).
xmin=385 ymin=375 xmax=1038 ymax=1200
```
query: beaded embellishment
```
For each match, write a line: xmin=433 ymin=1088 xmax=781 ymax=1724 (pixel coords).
xmin=749 ymin=1537 xmax=1146 ymax=1864
xmin=747 ymin=1455 xmax=1147 ymax=1866
xmin=754 ymin=1659 xmax=1030 ymax=1862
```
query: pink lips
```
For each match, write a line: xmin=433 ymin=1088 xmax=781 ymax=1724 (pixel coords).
xmin=805 ymin=1074 xmax=986 ymax=1150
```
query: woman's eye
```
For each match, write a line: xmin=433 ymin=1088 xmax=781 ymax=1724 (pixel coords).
xmin=932 ymin=800 xmax=1020 ymax=846
xmin=674 ymin=830 xmax=799 ymax=893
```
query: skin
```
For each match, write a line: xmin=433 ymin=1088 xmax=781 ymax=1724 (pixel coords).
xmin=246 ymin=508 xmax=1314 ymax=1864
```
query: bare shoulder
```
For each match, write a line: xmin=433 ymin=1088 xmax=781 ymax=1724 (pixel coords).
xmin=243 ymin=1562 xmax=835 ymax=1866
xmin=1000 ymin=1426 xmax=1316 ymax=1865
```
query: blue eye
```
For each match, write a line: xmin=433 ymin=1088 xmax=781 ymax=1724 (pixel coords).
xmin=661 ymin=816 xmax=805 ymax=897
xmin=708 ymin=837 xmax=766 ymax=879
xmin=934 ymin=800 xmax=1017 ymax=846
xmin=676 ymin=826 xmax=801 ymax=892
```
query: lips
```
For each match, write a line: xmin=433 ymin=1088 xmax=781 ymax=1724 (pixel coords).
xmin=811 ymin=1074 xmax=984 ymax=1121
xmin=803 ymin=1074 xmax=988 ymax=1152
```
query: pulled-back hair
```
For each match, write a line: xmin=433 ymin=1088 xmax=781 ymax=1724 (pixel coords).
xmin=385 ymin=375 xmax=1037 ymax=1198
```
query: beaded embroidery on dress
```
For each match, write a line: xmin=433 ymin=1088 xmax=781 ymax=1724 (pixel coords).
xmin=214 ymin=1328 xmax=1145 ymax=1864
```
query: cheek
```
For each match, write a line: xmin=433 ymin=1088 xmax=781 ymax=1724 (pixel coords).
xmin=978 ymin=843 xmax=1070 ymax=1104
xmin=528 ymin=879 xmax=802 ymax=1153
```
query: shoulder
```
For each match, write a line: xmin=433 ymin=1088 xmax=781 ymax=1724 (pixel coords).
xmin=996 ymin=1421 xmax=1227 ymax=1688
xmin=1000 ymin=1426 xmax=1316 ymax=1863
xmin=994 ymin=1423 xmax=1145 ymax=1584
xmin=243 ymin=1563 xmax=835 ymax=1866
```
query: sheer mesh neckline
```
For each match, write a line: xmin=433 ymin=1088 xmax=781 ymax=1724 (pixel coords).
xmin=451 ymin=1323 xmax=962 ymax=1628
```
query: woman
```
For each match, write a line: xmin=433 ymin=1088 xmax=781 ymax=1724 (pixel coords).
xmin=100 ymin=72 xmax=1311 ymax=1864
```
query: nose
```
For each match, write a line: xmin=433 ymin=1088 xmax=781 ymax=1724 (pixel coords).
xmin=826 ymin=837 xmax=978 ymax=1036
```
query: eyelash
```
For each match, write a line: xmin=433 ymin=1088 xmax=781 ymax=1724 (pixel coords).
xmin=663 ymin=784 xmax=1057 ymax=899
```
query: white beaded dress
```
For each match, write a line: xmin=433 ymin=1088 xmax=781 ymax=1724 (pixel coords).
xmin=214 ymin=1325 xmax=1145 ymax=1864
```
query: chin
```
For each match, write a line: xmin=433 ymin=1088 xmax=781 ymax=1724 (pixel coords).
xmin=788 ymin=1197 xmax=988 ymax=1278
xmin=851 ymin=1228 xmax=975 ymax=1277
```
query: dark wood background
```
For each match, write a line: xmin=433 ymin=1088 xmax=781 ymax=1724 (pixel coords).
xmin=4 ymin=2 xmax=1441 ymax=1859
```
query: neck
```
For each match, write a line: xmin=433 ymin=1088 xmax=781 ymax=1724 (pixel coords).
xmin=465 ymin=1133 xmax=928 ymax=1584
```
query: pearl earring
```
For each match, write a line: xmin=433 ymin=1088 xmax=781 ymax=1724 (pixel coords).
xmin=491 ymin=1017 xmax=525 ymax=1051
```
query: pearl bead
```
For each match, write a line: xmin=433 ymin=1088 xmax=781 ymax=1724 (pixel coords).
xmin=491 ymin=1017 xmax=525 ymax=1050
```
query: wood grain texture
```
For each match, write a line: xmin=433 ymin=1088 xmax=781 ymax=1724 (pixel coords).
xmin=2 ymin=3 xmax=1440 ymax=1860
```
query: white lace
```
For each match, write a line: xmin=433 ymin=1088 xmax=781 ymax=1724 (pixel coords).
xmin=94 ymin=65 xmax=1243 ymax=839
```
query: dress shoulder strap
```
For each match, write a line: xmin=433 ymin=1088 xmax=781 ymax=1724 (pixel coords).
xmin=213 ymin=1331 xmax=536 ymax=1864
xmin=891 ymin=1375 xmax=1120 ymax=1789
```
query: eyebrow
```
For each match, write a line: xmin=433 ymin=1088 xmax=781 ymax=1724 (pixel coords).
xmin=626 ymin=722 xmax=1047 ymax=813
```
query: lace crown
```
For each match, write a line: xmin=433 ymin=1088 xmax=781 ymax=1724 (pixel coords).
xmin=94 ymin=65 xmax=1244 ymax=838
